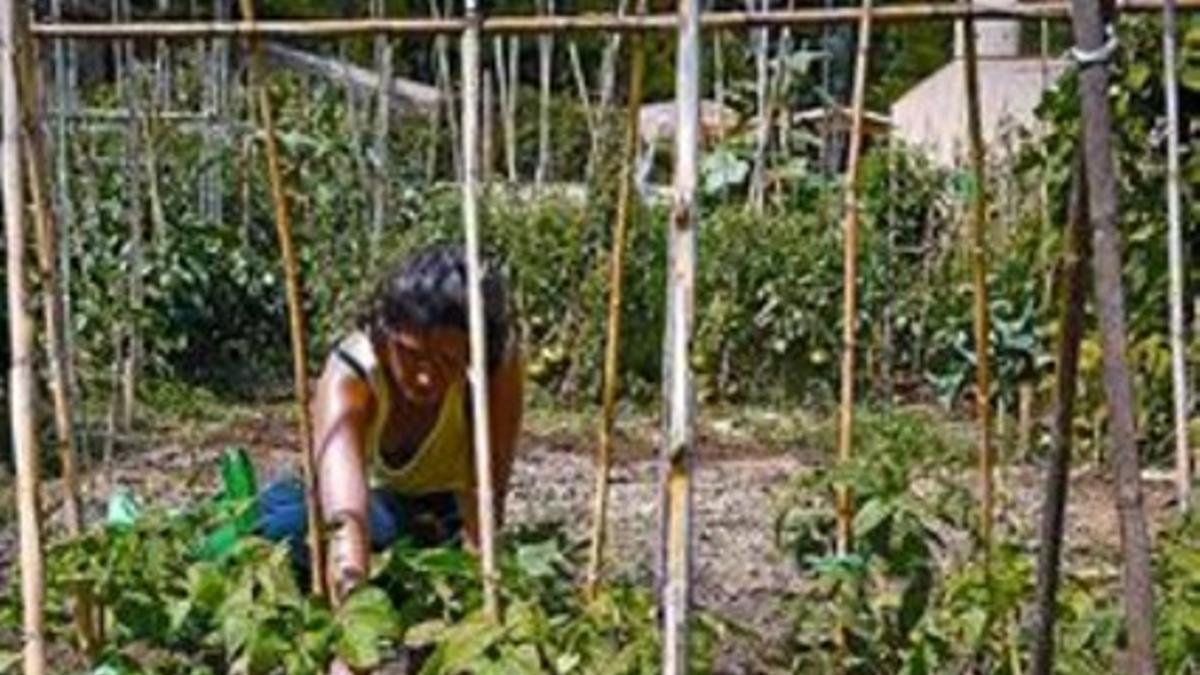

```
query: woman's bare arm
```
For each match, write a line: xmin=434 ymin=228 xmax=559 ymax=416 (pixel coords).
xmin=312 ymin=364 xmax=376 ymax=603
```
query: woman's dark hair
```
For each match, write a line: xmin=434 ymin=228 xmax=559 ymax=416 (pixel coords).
xmin=362 ymin=245 xmax=510 ymax=371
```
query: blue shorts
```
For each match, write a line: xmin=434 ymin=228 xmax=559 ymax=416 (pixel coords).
xmin=256 ymin=477 xmax=462 ymax=574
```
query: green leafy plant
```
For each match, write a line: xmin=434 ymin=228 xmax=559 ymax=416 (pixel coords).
xmin=1 ymin=506 xmax=721 ymax=674
xmin=1154 ymin=511 xmax=1200 ymax=672
xmin=776 ymin=408 xmax=973 ymax=673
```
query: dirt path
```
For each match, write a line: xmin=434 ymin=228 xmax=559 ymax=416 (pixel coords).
xmin=506 ymin=440 xmax=804 ymax=671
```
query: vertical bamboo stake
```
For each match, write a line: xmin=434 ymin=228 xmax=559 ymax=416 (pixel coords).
xmin=143 ymin=47 xmax=168 ymax=253
xmin=116 ymin=0 xmax=143 ymax=438
xmin=370 ymin=0 xmax=392 ymax=270
xmin=713 ymin=31 xmax=725 ymax=126
xmin=662 ymin=0 xmax=700 ymax=669
xmin=776 ymin=0 xmax=796 ymax=159
xmin=1030 ymin=155 xmax=1089 ymax=675
xmin=586 ymin=0 xmax=647 ymax=599
xmin=880 ymin=134 xmax=896 ymax=400
xmin=961 ymin=0 xmax=995 ymax=555
xmin=482 ymin=69 xmax=494 ymax=183
xmin=236 ymin=0 xmax=327 ymax=599
xmin=2 ymin=2 xmax=47 ymax=672
xmin=1017 ymin=381 xmax=1034 ymax=460
xmin=460 ymin=0 xmax=500 ymax=620
xmin=506 ymin=36 xmax=519 ymax=182
xmin=834 ymin=0 xmax=873 ymax=557
xmin=73 ymin=140 xmax=116 ymax=485
xmin=1161 ymin=0 xmax=1192 ymax=513
xmin=747 ymin=0 xmax=769 ymax=213
xmin=17 ymin=32 xmax=98 ymax=654
xmin=430 ymin=0 xmax=463 ymax=181
xmin=535 ymin=0 xmax=554 ymax=188
xmin=491 ymin=38 xmax=511 ymax=181
xmin=493 ymin=36 xmax=520 ymax=183
xmin=21 ymin=103 xmax=82 ymax=539
xmin=109 ymin=0 xmax=122 ymax=103
xmin=997 ymin=396 xmax=1009 ymax=456
xmin=598 ymin=0 xmax=628 ymax=113
xmin=194 ymin=0 xmax=208 ymax=218
xmin=567 ymin=41 xmax=598 ymax=182
xmin=340 ymin=40 xmax=372 ymax=238
xmin=49 ymin=0 xmax=84 ymax=486
xmin=154 ymin=0 xmax=170 ymax=101
xmin=1067 ymin=0 xmax=1158 ymax=670
xmin=15 ymin=13 xmax=81 ymax=538
xmin=202 ymin=0 xmax=230 ymax=225
xmin=764 ymin=3 xmax=792 ymax=209
xmin=425 ymin=72 xmax=442 ymax=182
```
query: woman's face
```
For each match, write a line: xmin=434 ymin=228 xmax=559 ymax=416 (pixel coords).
xmin=383 ymin=327 xmax=470 ymax=406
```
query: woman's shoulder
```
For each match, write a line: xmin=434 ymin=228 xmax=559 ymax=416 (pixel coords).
xmin=317 ymin=331 xmax=383 ymax=408
xmin=324 ymin=331 xmax=377 ymax=378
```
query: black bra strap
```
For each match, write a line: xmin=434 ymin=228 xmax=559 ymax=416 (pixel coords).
xmin=334 ymin=344 xmax=370 ymax=382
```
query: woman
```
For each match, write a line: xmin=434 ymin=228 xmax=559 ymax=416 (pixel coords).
xmin=258 ymin=244 xmax=524 ymax=604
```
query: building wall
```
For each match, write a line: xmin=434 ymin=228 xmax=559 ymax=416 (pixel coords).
xmin=890 ymin=58 xmax=1068 ymax=166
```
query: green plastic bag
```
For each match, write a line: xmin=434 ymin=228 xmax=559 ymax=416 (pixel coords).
xmin=105 ymin=488 xmax=140 ymax=528
xmin=200 ymin=446 xmax=259 ymax=560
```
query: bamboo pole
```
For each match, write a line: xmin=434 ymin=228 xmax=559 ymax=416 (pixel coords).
xmin=370 ymin=0 xmax=392 ymax=271
xmin=31 ymin=1 xmax=1200 ymax=39
xmin=460 ymin=0 xmax=500 ymax=620
xmin=834 ymin=0 xmax=873 ymax=557
xmin=1161 ymin=0 xmax=1192 ymax=513
xmin=116 ymin=0 xmax=143 ymax=440
xmin=713 ymin=30 xmax=725 ymax=123
xmin=3 ymin=1 xmax=48 ymax=672
xmin=507 ymin=36 xmax=519 ymax=181
xmin=17 ymin=30 xmax=99 ymax=656
xmin=493 ymin=36 xmax=519 ymax=182
xmin=1067 ymin=0 xmax=1157 ymax=670
xmin=747 ymin=0 xmax=768 ymax=212
xmin=154 ymin=0 xmax=170 ymax=100
xmin=143 ymin=49 xmax=168 ymax=252
xmin=235 ymin=0 xmax=327 ymax=599
xmin=597 ymin=0 xmax=628 ymax=110
xmin=535 ymin=0 xmax=554 ymax=188
xmin=880 ymin=134 xmax=896 ymax=400
xmin=961 ymin=0 xmax=995 ymax=555
xmin=1017 ymin=380 xmax=1034 ymax=460
xmin=566 ymin=40 xmax=597 ymax=181
xmin=49 ymin=0 xmax=85 ymax=491
xmin=425 ymin=74 xmax=442 ymax=181
xmin=662 ymin=0 xmax=700 ymax=669
xmin=586 ymin=0 xmax=647 ymax=599
xmin=1030 ymin=154 xmax=1089 ymax=675
xmin=72 ymin=138 xmax=117 ymax=488
xmin=338 ymin=28 xmax=372 ymax=240
xmin=201 ymin=0 xmax=230 ymax=225
xmin=15 ymin=20 xmax=82 ymax=538
xmin=775 ymin=0 xmax=797 ymax=161
xmin=482 ymin=68 xmax=494 ymax=182
xmin=430 ymin=0 xmax=463 ymax=181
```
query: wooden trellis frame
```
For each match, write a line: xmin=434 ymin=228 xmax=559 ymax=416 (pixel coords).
xmin=28 ymin=0 xmax=1200 ymax=38
xmin=4 ymin=0 xmax=1193 ymax=673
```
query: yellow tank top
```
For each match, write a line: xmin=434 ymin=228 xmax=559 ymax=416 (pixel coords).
xmin=336 ymin=332 xmax=473 ymax=494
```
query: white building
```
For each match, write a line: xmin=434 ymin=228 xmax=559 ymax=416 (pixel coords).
xmin=890 ymin=5 xmax=1068 ymax=165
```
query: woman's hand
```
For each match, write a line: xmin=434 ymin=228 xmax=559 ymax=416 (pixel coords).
xmin=328 ymin=657 xmax=356 ymax=675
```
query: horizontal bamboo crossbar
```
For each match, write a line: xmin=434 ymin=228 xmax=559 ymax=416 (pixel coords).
xmin=31 ymin=0 xmax=1200 ymax=39
xmin=48 ymin=107 xmax=216 ymax=120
